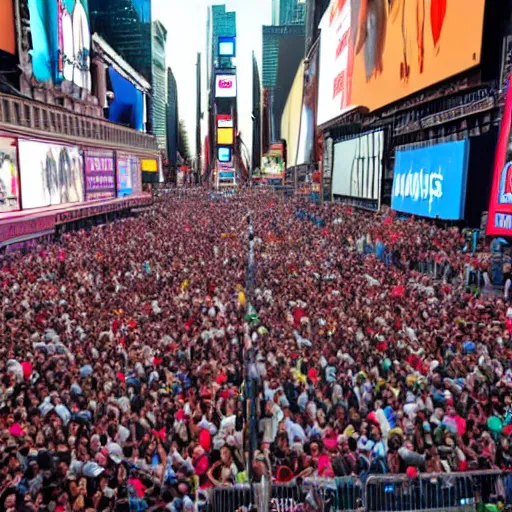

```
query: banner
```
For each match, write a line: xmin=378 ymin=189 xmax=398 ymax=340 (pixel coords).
xmin=317 ymin=0 xmax=485 ymax=122
xmin=332 ymin=131 xmax=383 ymax=201
xmin=488 ymin=74 xmax=512 ymax=235
xmin=18 ymin=140 xmax=83 ymax=209
xmin=0 ymin=136 xmax=20 ymax=213
xmin=0 ymin=0 xmax=16 ymax=54
xmin=84 ymin=149 xmax=115 ymax=201
xmin=391 ymin=139 xmax=470 ymax=220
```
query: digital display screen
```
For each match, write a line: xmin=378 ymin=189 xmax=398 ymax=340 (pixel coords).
xmin=218 ymin=36 xmax=236 ymax=57
xmin=218 ymin=147 xmax=232 ymax=163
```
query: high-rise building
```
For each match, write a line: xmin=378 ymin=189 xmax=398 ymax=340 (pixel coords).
xmin=89 ymin=0 xmax=152 ymax=82
xmin=262 ymin=25 xmax=305 ymax=143
xmin=167 ymin=68 xmax=179 ymax=167
xmin=252 ymin=51 xmax=262 ymax=172
xmin=196 ymin=52 xmax=202 ymax=178
xmin=304 ymin=0 xmax=330 ymax=52
xmin=152 ymin=21 xmax=168 ymax=152
xmin=206 ymin=3 xmax=238 ymax=185
xmin=272 ymin=0 xmax=306 ymax=26
xmin=208 ymin=4 xmax=237 ymax=77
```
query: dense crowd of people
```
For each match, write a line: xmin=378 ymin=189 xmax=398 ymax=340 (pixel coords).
xmin=1 ymin=189 xmax=512 ymax=511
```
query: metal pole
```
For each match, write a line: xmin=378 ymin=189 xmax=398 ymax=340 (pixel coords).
xmin=244 ymin=212 xmax=258 ymax=483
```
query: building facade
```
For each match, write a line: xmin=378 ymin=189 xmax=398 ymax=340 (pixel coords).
xmin=167 ymin=67 xmax=179 ymax=168
xmin=152 ymin=21 xmax=168 ymax=153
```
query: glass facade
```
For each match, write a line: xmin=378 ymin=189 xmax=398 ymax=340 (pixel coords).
xmin=152 ymin=21 xmax=167 ymax=152
xmin=89 ymin=0 xmax=151 ymax=81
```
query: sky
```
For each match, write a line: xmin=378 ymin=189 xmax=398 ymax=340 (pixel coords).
xmin=153 ymin=0 xmax=272 ymax=159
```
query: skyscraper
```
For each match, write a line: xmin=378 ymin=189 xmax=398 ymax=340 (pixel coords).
xmin=167 ymin=67 xmax=179 ymax=167
xmin=272 ymin=0 xmax=306 ymax=26
xmin=262 ymin=25 xmax=305 ymax=143
xmin=89 ymin=0 xmax=152 ymax=81
xmin=152 ymin=21 xmax=168 ymax=152
xmin=252 ymin=51 xmax=262 ymax=172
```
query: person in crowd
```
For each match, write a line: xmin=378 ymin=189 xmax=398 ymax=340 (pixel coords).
xmin=0 ymin=188 xmax=511 ymax=511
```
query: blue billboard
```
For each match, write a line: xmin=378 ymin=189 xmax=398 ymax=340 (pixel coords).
xmin=391 ymin=139 xmax=470 ymax=220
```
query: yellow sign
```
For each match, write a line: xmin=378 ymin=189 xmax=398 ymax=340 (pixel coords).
xmin=141 ymin=159 xmax=158 ymax=172
xmin=217 ymin=128 xmax=234 ymax=145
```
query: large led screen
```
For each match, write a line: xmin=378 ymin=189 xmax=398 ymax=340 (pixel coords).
xmin=130 ymin=156 xmax=142 ymax=194
xmin=317 ymin=0 xmax=485 ymax=123
xmin=391 ymin=139 xmax=470 ymax=220
xmin=84 ymin=149 xmax=115 ymax=201
xmin=18 ymin=140 xmax=84 ymax=209
xmin=0 ymin=136 xmax=20 ymax=213
xmin=332 ymin=131 xmax=383 ymax=201
xmin=116 ymin=153 xmax=134 ymax=198
xmin=0 ymin=0 xmax=16 ymax=54
xmin=488 ymin=75 xmax=512 ymax=235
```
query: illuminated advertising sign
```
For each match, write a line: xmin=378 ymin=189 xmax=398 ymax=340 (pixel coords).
xmin=215 ymin=74 xmax=237 ymax=98
xmin=0 ymin=0 xmax=16 ymax=54
xmin=0 ymin=136 xmax=20 ymax=212
xmin=488 ymin=76 xmax=512 ymax=235
xmin=28 ymin=0 xmax=91 ymax=89
xmin=317 ymin=0 xmax=485 ymax=124
xmin=217 ymin=128 xmax=234 ymax=145
xmin=218 ymin=147 xmax=232 ymax=163
xmin=391 ymin=139 xmax=470 ymax=220
xmin=84 ymin=149 xmax=115 ymax=201
xmin=116 ymin=154 xmax=133 ymax=197
xmin=217 ymin=115 xmax=233 ymax=128
xmin=141 ymin=158 xmax=159 ymax=184
xmin=218 ymin=36 xmax=236 ymax=57
xmin=18 ymin=139 xmax=84 ymax=209
xmin=332 ymin=131 xmax=383 ymax=201
xmin=262 ymin=143 xmax=285 ymax=178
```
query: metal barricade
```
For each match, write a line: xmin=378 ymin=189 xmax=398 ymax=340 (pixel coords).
xmin=207 ymin=471 xmax=511 ymax=512
xmin=303 ymin=476 xmax=364 ymax=512
xmin=365 ymin=471 xmax=505 ymax=512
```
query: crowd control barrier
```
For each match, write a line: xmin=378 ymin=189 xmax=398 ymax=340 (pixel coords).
xmin=205 ymin=471 xmax=512 ymax=512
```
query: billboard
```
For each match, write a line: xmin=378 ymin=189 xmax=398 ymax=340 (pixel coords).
xmin=215 ymin=74 xmax=237 ymax=98
xmin=0 ymin=0 xmax=16 ymax=54
xmin=488 ymin=76 xmax=512 ymax=235
xmin=391 ymin=139 xmax=470 ymax=220
xmin=18 ymin=140 xmax=83 ymax=209
xmin=28 ymin=0 xmax=91 ymax=89
xmin=84 ymin=149 xmax=115 ymax=201
xmin=130 ymin=156 xmax=142 ymax=194
xmin=317 ymin=0 xmax=352 ymax=126
xmin=317 ymin=0 xmax=485 ymax=123
xmin=116 ymin=154 xmax=133 ymax=197
xmin=262 ymin=143 xmax=285 ymax=178
xmin=141 ymin=158 xmax=158 ymax=184
xmin=281 ymin=61 xmax=305 ymax=168
xmin=217 ymin=115 xmax=233 ymax=128
xmin=217 ymin=128 xmax=234 ymax=145
xmin=0 ymin=136 xmax=19 ymax=213
xmin=297 ymin=43 xmax=319 ymax=165
xmin=218 ymin=147 xmax=232 ymax=163
xmin=332 ymin=131 xmax=383 ymax=201
xmin=218 ymin=36 xmax=236 ymax=57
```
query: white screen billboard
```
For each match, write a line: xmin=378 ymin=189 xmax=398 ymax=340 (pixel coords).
xmin=317 ymin=0 xmax=352 ymax=126
xmin=215 ymin=74 xmax=237 ymax=98
xmin=332 ymin=131 xmax=383 ymax=201
xmin=18 ymin=140 xmax=84 ymax=209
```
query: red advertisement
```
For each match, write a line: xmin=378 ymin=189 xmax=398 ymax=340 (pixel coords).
xmin=487 ymin=77 xmax=512 ymax=235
